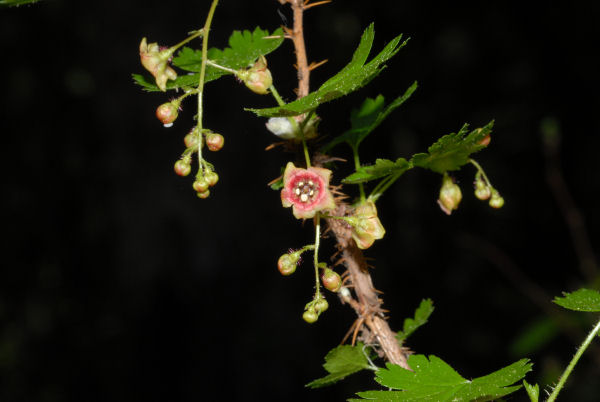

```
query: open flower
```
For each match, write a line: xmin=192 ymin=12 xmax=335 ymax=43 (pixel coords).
xmin=280 ymin=162 xmax=335 ymax=219
xmin=139 ymin=37 xmax=177 ymax=91
xmin=348 ymin=201 xmax=385 ymax=249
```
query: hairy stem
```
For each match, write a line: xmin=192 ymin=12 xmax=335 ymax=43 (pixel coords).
xmin=196 ymin=0 xmax=219 ymax=175
xmin=289 ymin=0 xmax=310 ymax=98
xmin=547 ymin=317 xmax=600 ymax=402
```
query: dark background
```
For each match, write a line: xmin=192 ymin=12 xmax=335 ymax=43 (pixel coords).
xmin=2 ymin=1 xmax=600 ymax=401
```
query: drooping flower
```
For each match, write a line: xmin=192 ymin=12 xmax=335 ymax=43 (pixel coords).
xmin=280 ymin=162 xmax=335 ymax=219
xmin=236 ymin=56 xmax=272 ymax=95
xmin=139 ymin=37 xmax=177 ymax=91
xmin=438 ymin=173 xmax=462 ymax=215
xmin=348 ymin=200 xmax=386 ymax=249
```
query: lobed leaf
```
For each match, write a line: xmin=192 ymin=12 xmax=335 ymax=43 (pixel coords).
xmin=410 ymin=121 xmax=494 ymax=173
xmin=343 ymin=158 xmax=410 ymax=184
xmin=306 ymin=343 xmax=372 ymax=388
xmin=553 ymin=288 xmax=600 ymax=312
xmin=396 ymin=299 xmax=434 ymax=343
xmin=322 ymin=81 xmax=418 ymax=153
xmin=173 ymin=27 xmax=284 ymax=72
xmin=523 ymin=380 xmax=540 ymax=402
xmin=353 ymin=355 xmax=531 ymax=401
xmin=247 ymin=24 xmax=408 ymax=117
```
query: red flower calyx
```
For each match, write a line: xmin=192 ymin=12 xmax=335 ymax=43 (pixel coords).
xmin=280 ymin=162 xmax=335 ymax=219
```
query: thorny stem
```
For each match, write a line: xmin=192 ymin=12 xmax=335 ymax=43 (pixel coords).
xmin=196 ymin=0 xmax=219 ymax=176
xmin=282 ymin=0 xmax=409 ymax=369
xmin=547 ymin=317 xmax=600 ymax=402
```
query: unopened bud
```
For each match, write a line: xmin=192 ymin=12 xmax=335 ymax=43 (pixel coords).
xmin=184 ymin=129 xmax=200 ymax=148
xmin=156 ymin=100 xmax=180 ymax=126
xmin=205 ymin=133 xmax=225 ymax=151
xmin=238 ymin=56 xmax=272 ymax=95
xmin=478 ymin=134 xmax=491 ymax=147
xmin=321 ymin=268 xmax=342 ymax=292
xmin=314 ymin=297 xmax=329 ymax=313
xmin=277 ymin=253 xmax=298 ymax=276
xmin=474 ymin=176 xmax=491 ymax=200
xmin=349 ymin=201 xmax=385 ymax=249
xmin=438 ymin=174 xmax=462 ymax=215
xmin=174 ymin=159 xmax=191 ymax=176
xmin=205 ymin=171 xmax=219 ymax=187
xmin=489 ymin=191 xmax=505 ymax=209
xmin=196 ymin=189 xmax=210 ymax=199
xmin=193 ymin=178 xmax=209 ymax=193
xmin=302 ymin=309 xmax=318 ymax=324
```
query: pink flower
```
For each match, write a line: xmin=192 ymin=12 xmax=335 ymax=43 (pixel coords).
xmin=280 ymin=162 xmax=336 ymax=219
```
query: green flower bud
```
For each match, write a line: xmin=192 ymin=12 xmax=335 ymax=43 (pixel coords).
xmin=474 ymin=176 xmax=491 ymax=200
xmin=174 ymin=159 xmax=191 ymax=177
xmin=321 ymin=268 xmax=342 ymax=292
xmin=489 ymin=191 xmax=505 ymax=209
xmin=314 ymin=297 xmax=329 ymax=313
xmin=237 ymin=56 xmax=272 ymax=95
xmin=156 ymin=99 xmax=180 ymax=127
xmin=438 ymin=174 xmax=462 ymax=215
xmin=205 ymin=133 xmax=225 ymax=152
xmin=193 ymin=178 xmax=210 ymax=193
xmin=302 ymin=309 xmax=318 ymax=324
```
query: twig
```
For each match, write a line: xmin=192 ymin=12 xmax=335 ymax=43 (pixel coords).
xmin=280 ymin=0 xmax=410 ymax=370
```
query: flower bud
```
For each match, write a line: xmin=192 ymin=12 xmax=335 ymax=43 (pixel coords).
xmin=205 ymin=133 xmax=224 ymax=152
xmin=237 ymin=56 xmax=272 ymax=95
xmin=205 ymin=171 xmax=219 ymax=187
xmin=277 ymin=253 xmax=298 ymax=276
xmin=174 ymin=159 xmax=191 ymax=177
xmin=156 ymin=100 xmax=180 ymax=126
xmin=474 ymin=176 xmax=491 ymax=200
xmin=314 ymin=297 xmax=329 ymax=313
xmin=478 ymin=134 xmax=491 ymax=147
xmin=321 ymin=268 xmax=341 ymax=292
xmin=438 ymin=174 xmax=462 ymax=215
xmin=489 ymin=191 xmax=505 ymax=209
xmin=302 ymin=309 xmax=318 ymax=324
xmin=196 ymin=189 xmax=210 ymax=199
xmin=184 ymin=129 xmax=200 ymax=148
xmin=193 ymin=178 xmax=209 ymax=193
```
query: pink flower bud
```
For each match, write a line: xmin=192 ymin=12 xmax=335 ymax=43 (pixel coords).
xmin=174 ymin=160 xmax=191 ymax=176
xmin=156 ymin=100 xmax=180 ymax=126
xmin=205 ymin=133 xmax=225 ymax=152
xmin=193 ymin=178 xmax=209 ymax=193
xmin=321 ymin=268 xmax=341 ymax=292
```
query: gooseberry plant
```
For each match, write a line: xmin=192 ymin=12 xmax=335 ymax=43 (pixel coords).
xmin=133 ymin=1 xmax=600 ymax=400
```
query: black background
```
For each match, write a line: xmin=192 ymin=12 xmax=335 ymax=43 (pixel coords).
xmin=2 ymin=1 xmax=600 ymax=401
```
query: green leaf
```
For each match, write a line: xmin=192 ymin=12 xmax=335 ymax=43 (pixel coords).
xmin=0 ymin=0 xmax=40 ymax=5
xmin=173 ymin=27 xmax=284 ymax=72
xmin=306 ymin=343 xmax=372 ymax=388
xmin=523 ymin=380 xmax=540 ymax=402
xmin=410 ymin=121 xmax=494 ymax=174
xmin=248 ymin=24 xmax=408 ymax=117
xmin=132 ymin=73 xmax=206 ymax=92
xmin=396 ymin=299 xmax=434 ymax=343
xmin=353 ymin=355 xmax=531 ymax=401
xmin=554 ymin=288 xmax=600 ymax=312
xmin=322 ymin=82 xmax=417 ymax=153
xmin=343 ymin=158 xmax=410 ymax=184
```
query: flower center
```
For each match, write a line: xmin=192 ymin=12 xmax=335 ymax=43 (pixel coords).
xmin=293 ymin=179 xmax=319 ymax=204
